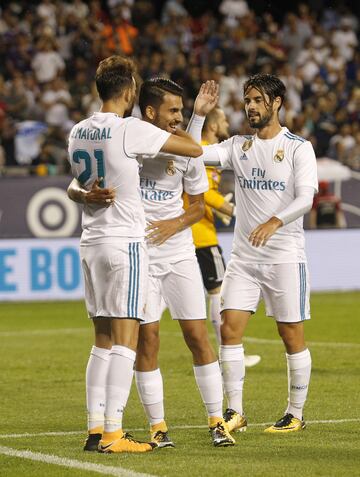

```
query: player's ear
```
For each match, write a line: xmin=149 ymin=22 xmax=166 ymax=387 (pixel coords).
xmin=274 ymin=96 xmax=282 ymax=112
xmin=145 ymin=105 xmax=156 ymax=121
xmin=123 ymin=85 xmax=133 ymax=104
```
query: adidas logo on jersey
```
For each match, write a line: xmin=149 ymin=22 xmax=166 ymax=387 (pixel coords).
xmin=240 ymin=153 xmax=248 ymax=160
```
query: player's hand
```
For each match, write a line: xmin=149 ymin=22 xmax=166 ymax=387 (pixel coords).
xmin=85 ymin=178 xmax=115 ymax=207
xmin=146 ymin=217 xmax=184 ymax=245
xmin=193 ymin=80 xmax=219 ymax=117
xmin=248 ymin=217 xmax=283 ymax=247
xmin=213 ymin=208 xmax=231 ymax=225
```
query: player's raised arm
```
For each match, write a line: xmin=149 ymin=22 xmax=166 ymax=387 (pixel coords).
xmin=160 ymin=128 xmax=203 ymax=157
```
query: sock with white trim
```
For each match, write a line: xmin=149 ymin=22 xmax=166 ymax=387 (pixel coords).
xmin=219 ymin=344 xmax=245 ymax=415
xmin=193 ymin=361 xmax=223 ymax=417
xmin=286 ymin=348 xmax=311 ymax=420
xmin=104 ymin=345 xmax=136 ymax=433
xmin=86 ymin=345 xmax=110 ymax=431
xmin=135 ymin=369 xmax=165 ymax=426
xmin=208 ymin=293 xmax=221 ymax=344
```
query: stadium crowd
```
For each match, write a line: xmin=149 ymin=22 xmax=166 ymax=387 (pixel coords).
xmin=0 ymin=0 xmax=359 ymax=175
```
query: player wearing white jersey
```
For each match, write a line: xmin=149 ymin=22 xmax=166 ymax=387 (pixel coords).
xmin=135 ymin=78 xmax=234 ymax=448
xmin=67 ymin=55 xmax=202 ymax=454
xmin=69 ymin=78 xmax=235 ymax=448
xmin=200 ymin=74 xmax=318 ymax=434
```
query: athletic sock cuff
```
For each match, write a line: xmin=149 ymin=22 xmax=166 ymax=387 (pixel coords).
xmin=111 ymin=345 xmax=136 ymax=362
xmin=135 ymin=368 xmax=161 ymax=382
xmin=286 ymin=348 xmax=311 ymax=369
xmin=193 ymin=360 xmax=220 ymax=377
xmin=219 ymin=344 xmax=244 ymax=362
xmin=91 ymin=345 xmax=111 ymax=361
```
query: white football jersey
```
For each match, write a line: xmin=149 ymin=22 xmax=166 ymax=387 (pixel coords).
xmin=138 ymin=152 xmax=208 ymax=263
xmin=68 ymin=112 xmax=170 ymax=245
xmin=203 ymin=127 xmax=318 ymax=263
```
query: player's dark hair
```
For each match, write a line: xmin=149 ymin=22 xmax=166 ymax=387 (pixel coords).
xmin=95 ymin=55 xmax=137 ymax=101
xmin=243 ymin=74 xmax=286 ymax=110
xmin=139 ymin=78 xmax=183 ymax=116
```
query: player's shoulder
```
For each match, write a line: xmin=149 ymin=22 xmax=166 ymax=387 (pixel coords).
xmin=282 ymin=128 xmax=307 ymax=144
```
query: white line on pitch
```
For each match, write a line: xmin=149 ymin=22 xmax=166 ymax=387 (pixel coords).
xmin=0 ymin=445 xmax=156 ymax=477
xmin=0 ymin=327 xmax=359 ymax=349
xmin=0 ymin=328 xmax=88 ymax=337
xmin=1 ymin=418 xmax=359 ymax=439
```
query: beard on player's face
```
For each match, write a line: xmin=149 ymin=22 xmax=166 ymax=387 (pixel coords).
xmin=247 ymin=107 xmax=274 ymax=129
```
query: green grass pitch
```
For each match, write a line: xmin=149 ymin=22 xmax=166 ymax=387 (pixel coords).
xmin=0 ymin=292 xmax=359 ymax=476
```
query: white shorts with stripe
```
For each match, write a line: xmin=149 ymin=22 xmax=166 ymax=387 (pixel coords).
xmin=80 ymin=241 xmax=148 ymax=320
xmin=142 ymin=257 xmax=207 ymax=324
xmin=220 ymin=260 xmax=310 ymax=322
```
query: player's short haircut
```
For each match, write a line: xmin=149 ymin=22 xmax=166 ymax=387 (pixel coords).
xmin=203 ymin=106 xmax=222 ymax=132
xmin=243 ymin=74 xmax=286 ymax=110
xmin=95 ymin=55 xmax=137 ymax=101
xmin=139 ymin=78 xmax=183 ymax=116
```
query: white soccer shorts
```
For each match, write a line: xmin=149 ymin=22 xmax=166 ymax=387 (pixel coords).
xmin=142 ymin=257 xmax=207 ymax=324
xmin=220 ymin=260 xmax=310 ymax=322
xmin=80 ymin=241 xmax=148 ymax=320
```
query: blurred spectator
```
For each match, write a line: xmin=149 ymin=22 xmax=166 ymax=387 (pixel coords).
xmin=219 ymin=0 xmax=249 ymax=28
xmin=101 ymin=6 xmax=138 ymax=55
xmin=309 ymin=181 xmax=346 ymax=229
xmin=29 ymin=142 xmax=57 ymax=176
xmin=31 ymin=37 xmax=65 ymax=84
xmin=162 ymin=0 xmax=188 ymax=24
xmin=41 ymin=77 xmax=73 ymax=131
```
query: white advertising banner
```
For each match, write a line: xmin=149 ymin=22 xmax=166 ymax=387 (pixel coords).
xmin=218 ymin=230 xmax=360 ymax=292
xmin=0 ymin=231 xmax=359 ymax=301
xmin=0 ymin=238 xmax=83 ymax=301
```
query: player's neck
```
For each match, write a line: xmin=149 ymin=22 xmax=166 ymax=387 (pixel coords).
xmin=255 ymin=122 xmax=282 ymax=140
xmin=202 ymin=131 xmax=218 ymax=145
xmin=100 ymin=99 xmax=128 ymax=118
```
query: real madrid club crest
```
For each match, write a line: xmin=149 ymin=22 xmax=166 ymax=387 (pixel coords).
xmin=166 ymin=160 xmax=176 ymax=176
xmin=242 ymin=138 xmax=253 ymax=151
xmin=274 ymin=149 xmax=284 ymax=163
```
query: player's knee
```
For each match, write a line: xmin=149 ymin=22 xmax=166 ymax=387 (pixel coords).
xmin=138 ymin=325 xmax=160 ymax=355
xmin=220 ymin=319 xmax=238 ymax=342
xmin=277 ymin=324 xmax=304 ymax=351
xmin=184 ymin=331 xmax=209 ymax=353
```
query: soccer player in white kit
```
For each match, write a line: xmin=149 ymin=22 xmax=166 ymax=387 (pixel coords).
xmin=135 ymin=78 xmax=234 ymax=448
xmin=200 ymin=74 xmax=318 ymax=434
xmin=69 ymin=78 xmax=235 ymax=448
xmin=67 ymin=55 xmax=202 ymax=453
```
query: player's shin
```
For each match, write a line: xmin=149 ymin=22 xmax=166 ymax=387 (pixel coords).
xmin=208 ymin=293 xmax=221 ymax=344
xmin=286 ymin=348 xmax=312 ymax=420
xmin=135 ymin=368 xmax=165 ymax=426
xmin=104 ymin=345 xmax=136 ymax=433
xmin=219 ymin=344 xmax=245 ymax=415
xmin=86 ymin=345 xmax=110 ymax=432
xmin=193 ymin=360 xmax=223 ymax=418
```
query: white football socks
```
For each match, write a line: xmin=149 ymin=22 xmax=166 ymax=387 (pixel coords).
xmin=85 ymin=345 xmax=110 ymax=431
xmin=219 ymin=344 xmax=245 ymax=415
xmin=193 ymin=361 xmax=223 ymax=417
xmin=286 ymin=348 xmax=312 ymax=420
xmin=104 ymin=345 xmax=136 ymax=433
xmin=208 ymin=293 xmax=221 ymax=344
xmin=135 ymin=368 xmax=165 ymax=426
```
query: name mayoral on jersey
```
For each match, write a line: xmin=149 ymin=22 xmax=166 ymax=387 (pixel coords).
xmin=70 ymin=127 xmax=112 ymax=141
xmin=237 ymin=167 xmax=286 ymax=191
xmin=140 ymin=177 xmax=175 ymax=201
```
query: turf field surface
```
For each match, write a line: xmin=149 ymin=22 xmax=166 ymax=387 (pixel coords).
xmin=0 ymin=292 xmax=359 ymax=476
